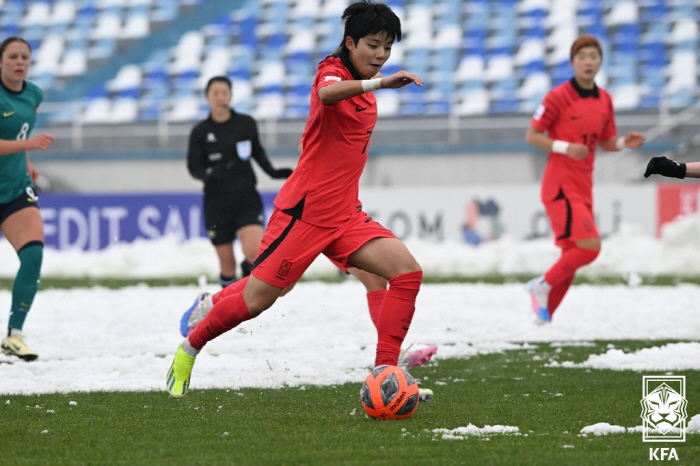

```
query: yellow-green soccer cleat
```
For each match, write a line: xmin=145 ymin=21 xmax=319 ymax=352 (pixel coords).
xmin=1 ymin=334 xmax=38 ymax=361
xmin=419 ymin=388 xmax=434 ymax=402
xmin=166 ymin=344 xmax=196 ymax=398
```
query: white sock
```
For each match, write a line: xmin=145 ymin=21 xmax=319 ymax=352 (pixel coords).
xmin=181 ymin=338 xmax=200 ymax=357
xmin=9 ymin=328 xmax=22 ymax=336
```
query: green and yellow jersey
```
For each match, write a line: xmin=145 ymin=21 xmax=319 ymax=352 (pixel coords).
xmin=0 ymin=79 xmax=43 ymax=203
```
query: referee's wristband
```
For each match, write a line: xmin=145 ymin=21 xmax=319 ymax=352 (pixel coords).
xmin=615 ymin=136 xmax=626 ymax=150
xmin=361 ymin=78 xmax=382 ymax=92
xmin=551 ymin=140 xmax=570 ymax=154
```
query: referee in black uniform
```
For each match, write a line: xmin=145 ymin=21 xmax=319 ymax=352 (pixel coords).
xmin=188 ymin=76 xmax=293 ymax=287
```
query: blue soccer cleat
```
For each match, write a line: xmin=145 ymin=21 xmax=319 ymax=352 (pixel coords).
xmin=179 ymin=292 xmax=212 ymax=337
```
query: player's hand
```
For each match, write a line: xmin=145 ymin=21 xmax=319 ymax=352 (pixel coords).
xmin=624 ymin=132 xmax=645 ymax=149
xmin=644 ymin=156 xmax=686 ymax=179
xmin=566 ymin=143 xmax=589 ymax=160
xmin=26 ymin=134 xmax=54 ymax=151
xmin=272 ymin=168 xmax=293 ymax=179
xmin=27 ymin=161 xmax=39 ymax=182
xmin=380 ymin=70 xmax=423 ymax=89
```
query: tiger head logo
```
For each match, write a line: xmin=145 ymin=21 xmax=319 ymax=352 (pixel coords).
xmin=640 ymin=383 xmax=688 ymax=434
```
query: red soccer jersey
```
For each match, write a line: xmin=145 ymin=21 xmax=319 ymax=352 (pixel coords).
xmin=531 ymin=79 xmax=617 ymax=203
xmin=275 ymin=52 xmax=377 ymax=226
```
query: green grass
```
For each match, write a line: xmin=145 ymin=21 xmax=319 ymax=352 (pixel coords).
xmin=1 ymin=274 xmax=700 ymax=290
xmin=2 ymin=340 xmax=698 ymax=465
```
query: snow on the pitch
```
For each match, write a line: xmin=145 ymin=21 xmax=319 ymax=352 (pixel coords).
xmin=0 ymin=215 xmax=699 ymax=395
xmin=579 ymin=414 xmax=700 ymax=436
xmin=4 ymin=214 xmax=700 ymax=278
xmin=432 ymin=424 xmax=520 ymax=440
xmin=547 ymin=342 xmax=700 ymax=371
xmin=0 ymin=280 xmax=699 ymax=395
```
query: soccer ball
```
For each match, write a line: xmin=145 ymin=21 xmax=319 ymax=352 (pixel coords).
xmin=360 ymin=365 xmax=419 ymax=420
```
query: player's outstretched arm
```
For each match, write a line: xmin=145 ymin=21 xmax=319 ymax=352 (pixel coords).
xmin=0 ymin=134 xmax=54 ymax=157
xmin=318 ymin=70 xmax=423 ymax=105
xmin=379 ymin=70 xmax=423 ymax=89
xmin=644 ymin=156 xmax=688 ymax=179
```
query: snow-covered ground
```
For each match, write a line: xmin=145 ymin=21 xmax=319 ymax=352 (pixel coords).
xmin=4 ymin=215 xmax=700 ymax=279
xmin=0 ymin=280 xmax=698 ymax=395
xmin=0 ymin=215 xmax=699 ymax=396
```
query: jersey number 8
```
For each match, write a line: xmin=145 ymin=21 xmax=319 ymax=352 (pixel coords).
xmin=16 ymin=122 xmax=29 ymax=140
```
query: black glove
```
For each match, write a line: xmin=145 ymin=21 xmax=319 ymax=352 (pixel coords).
xmin=272 ymin=168 xmax=293 ymax=179
xmin=644 ymin=156 xmax=686 ymax=179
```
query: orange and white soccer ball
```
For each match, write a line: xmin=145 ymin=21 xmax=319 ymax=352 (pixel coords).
xmin=360 ymin=365 xmax=420 ymax=420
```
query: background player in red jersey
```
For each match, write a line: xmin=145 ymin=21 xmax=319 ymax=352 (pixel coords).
xmin=524 ymin=35 xmax=645 ymax=324
xmin=167 ymin=0 xmax=426 ymax=398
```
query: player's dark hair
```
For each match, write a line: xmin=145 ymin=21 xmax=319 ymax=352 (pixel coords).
xmin=570 ymin=35 xmax=602 ymax=62
xmin=205 ymin=76 xmax=232 ymax=94
xmin=0 ymin=37 xmax=31 ymax=59
xmin=339 ymin=1 xmax=402 ymax=53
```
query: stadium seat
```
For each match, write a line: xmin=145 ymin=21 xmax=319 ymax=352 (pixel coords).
xmin=109 ymin=64 xmax=143 ymax=93
xmin=50 ymin=1 xmax=77 ymax=27
xmin=606 ymin=1 xmax=638 ymax=26
xmin=58 ymin=48 xmax=88 ymax=77
xmin=111 ymin=97 xmax=139 ymax=123
xmin=455 ymin=88 xmax=489 ymax=116
xmin=168 ymin=95 xmax=202 ymax=122
xmin=27 ymin=0 xmax=700 ymax=122
xmin=23 ymin=1 xmax=51 ymax=27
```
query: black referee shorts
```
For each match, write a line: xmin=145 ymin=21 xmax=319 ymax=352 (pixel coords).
xmin=203 ymin=190 xmax=264 ymax=246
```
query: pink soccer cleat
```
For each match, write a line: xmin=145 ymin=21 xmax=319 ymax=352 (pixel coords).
xmin=399 ymin=345 xmax=438 ymax=369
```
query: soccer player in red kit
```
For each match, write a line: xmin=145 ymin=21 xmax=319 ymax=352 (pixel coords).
xmin=167 ymin=0 xmax=425 ymax=398
xmin=524 ymin=35 xmax=645 ymax=324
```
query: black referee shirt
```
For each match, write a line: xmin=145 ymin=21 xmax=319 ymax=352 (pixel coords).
xmin=187 ymin=110 xmax=277 ymax=194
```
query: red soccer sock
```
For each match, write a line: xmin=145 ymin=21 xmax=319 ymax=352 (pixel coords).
xmin=548 ymin=275 xmax=573 ymax=318
xmin=375 ymin=271 xmax=423 ymax=367
xmin=188 ymin=292 xmax=254 ymax=350
xmin=366 ymin=289 xmax=387 ymax=330
xmin=212 ymin=276 xmax=250 ymax=305
xmin=543 ymin=247 xmax=599 ymax=287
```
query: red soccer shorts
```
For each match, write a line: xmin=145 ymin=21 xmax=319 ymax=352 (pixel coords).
xmin=544 ymin=192 xmax=599 ymax=249
xmin=251 ymin=208 xmax=396 ymax=287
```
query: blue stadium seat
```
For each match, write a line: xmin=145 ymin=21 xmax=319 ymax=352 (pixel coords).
xmin=28 ymin=0 xmax=700 ymax=122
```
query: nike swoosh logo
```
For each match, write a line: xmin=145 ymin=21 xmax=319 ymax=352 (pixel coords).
xmin=402 ymin=326 xmax=410 ymax=331
xmin=3 ymin=111 xmax=14 ymax=117
xmin=355 ymin=105 xmax=367 ymax=112
xmin=571 ymin=115 xmax=582 ymax=120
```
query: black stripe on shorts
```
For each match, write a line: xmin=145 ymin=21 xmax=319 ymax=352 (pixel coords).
xmin=553 ymin=187 xmax=572 ymax=240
